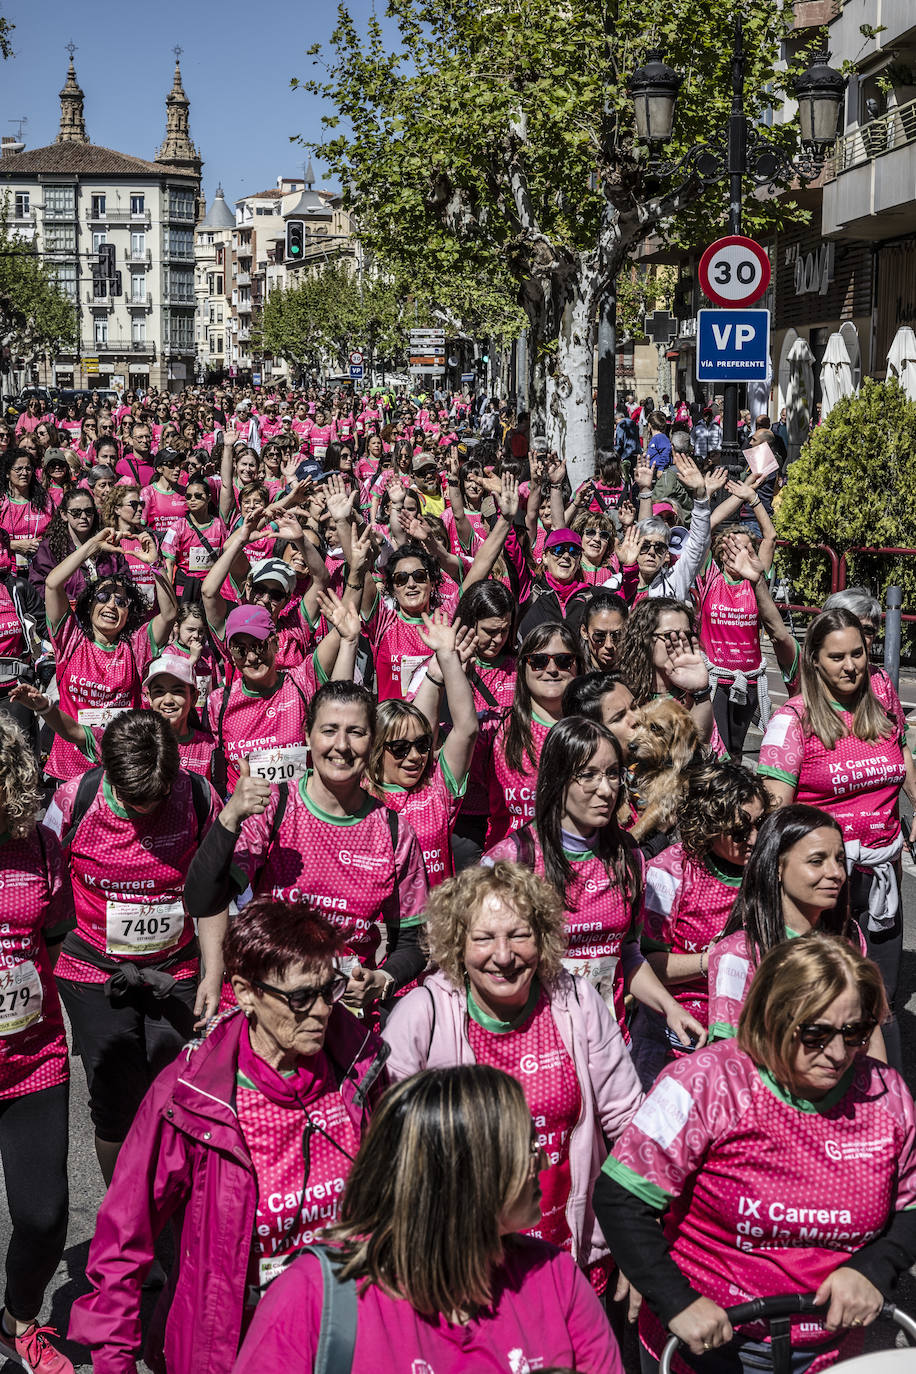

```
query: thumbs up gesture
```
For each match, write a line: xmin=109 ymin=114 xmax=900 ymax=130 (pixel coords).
xmin=219 ymin=757 xmax=272 ymax=832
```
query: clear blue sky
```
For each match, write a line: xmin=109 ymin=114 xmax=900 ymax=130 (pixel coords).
xmin=0 ymin=0 xmax=378 ymax=206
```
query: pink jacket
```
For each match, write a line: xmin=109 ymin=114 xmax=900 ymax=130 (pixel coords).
xmin=68 ymin=1007 xmax=389 ymax=1374
xmin=382 ymin=970 xmax=643 ymax=1267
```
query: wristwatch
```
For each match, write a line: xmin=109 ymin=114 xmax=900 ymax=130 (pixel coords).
xmin=691 ymin=686 xmax=712 ymax=703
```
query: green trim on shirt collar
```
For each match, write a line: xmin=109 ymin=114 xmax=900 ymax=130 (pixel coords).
xmin=298 ymin=773 xmax=374 ymax=825
xmin=465 ymin=976 xmax=540 ymax=1033
xmin=531 ymin=705 xmax=556 ymax=729
xmin=241 ymin=671 xmax=285 ymax=700
xmin=756 ymin=1062 xmax=855 ymax=1115
xmin=600 ymin=1155 xmax=670 ymax=1211
xmin=704 ymin=856 xmax=744 ymax=888
xmin=757 ymin=764 xmax=798 ymax=788
xmin=708 ymin=1021 xmax=737 ymax=1042
xmin=102 ymin=776 xmax=130 ymax=819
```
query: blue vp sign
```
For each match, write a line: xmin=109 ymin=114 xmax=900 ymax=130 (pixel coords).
xmin=696 ymin=309 xmax=770 ymax=382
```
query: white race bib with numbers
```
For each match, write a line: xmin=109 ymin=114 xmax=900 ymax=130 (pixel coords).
xmin=77 ymin=706 xmax=129 ymax=729
xmin=248 ymin=746 xmax=311 ymax=784
xmin=188 ymin=546 xmax=213 ymax=571
xmin=105 ymin=899 xmax=185 ymax=956
xmin=0 ymin=961 xmax=42 ymax=1035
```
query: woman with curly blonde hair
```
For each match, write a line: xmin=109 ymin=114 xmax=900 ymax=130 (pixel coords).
xmin=382 ymin=861 xmax=643 ymax=1300
xmin=0 ymin=718 xmax=74 ymax=1370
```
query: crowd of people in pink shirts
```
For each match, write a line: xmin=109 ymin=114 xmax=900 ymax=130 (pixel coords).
xmin=0 ymin=379 xmax=912 ymax=1373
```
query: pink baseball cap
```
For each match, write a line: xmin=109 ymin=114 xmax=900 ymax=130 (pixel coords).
xmin=225 ymin=605 xmax=274 ymax=642
xmin=544 ymin=527 xmax=582 ymax=551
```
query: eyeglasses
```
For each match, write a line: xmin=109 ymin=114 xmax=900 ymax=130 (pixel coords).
xmin=795 ymin=1019 xmax=877 ymax=1052
xmin=228 ymin=639 xmax=273 ymax=661
xmin=526 ymin=652 xmax=578 ymax=673
xmin=589 ymin=628 xmax=622 ymax=645
xmin=93 ymin=589 xmax=129 ymax=609
xmin=640 ymin=540 xmax=669 ymax=555
xmin=392 ymin=567 xmax=430 ymax=588
xmin=547 ymin=543 xmax=581 ymax=558
xmin=573 ymin=766 xmax=621 ymax=791
xmin=383 ymin=733 xmax=433 ymax=761
xmin=250 ymin=972 xmax=349 ymax=1015
xmin=582 ymin=527 xmax=610 ymax=540
xmin=120 ymin=500 xmax=143 ymax=511
xmin=68 ymin=506 xmax=95 ymax=517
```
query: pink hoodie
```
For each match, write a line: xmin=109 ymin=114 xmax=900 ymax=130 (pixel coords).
xmin=382 ymin=969 xmax=643 ymax=1268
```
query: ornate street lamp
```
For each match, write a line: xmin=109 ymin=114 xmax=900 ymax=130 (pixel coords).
xmin=794 ymin=55 xmax=847 ymax=149
xmin=628 ymin=51 xmax=683 ymax=144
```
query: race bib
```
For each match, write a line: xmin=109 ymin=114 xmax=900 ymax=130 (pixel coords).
xmin=561 ymin=954 xmax=617 ymax=982
xmin=312 ymin=444 xmax=328 ymax=460
xmin=248 ymin=745 xmax=311 ymax=784
xmin=77 ymin=706 xmax=129 ymax=728
xmin=105 ymin=899 xmax=185 ymax=956
xmin=399 ymin=654 xmax=429 ymax=695
xmin=188 ymin=546 xmax=213 ymax=571
xmin=195 ymin=673 xmax=212 ymax=708
xmin=0 ymin=961 xmax=42 ymax=1035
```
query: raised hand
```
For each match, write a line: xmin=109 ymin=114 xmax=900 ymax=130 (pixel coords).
xmin=349 ymin=523 xmax=374 ymax=573
xmin=617 ymin=499 xmax=636 ymax=529
xmin=618 ymin=525 xmax=640 ymax=567
xmin=672 ymin=449 xmax=706 ymax=495
xmin=418 ymin=609 xmax=457 ymax=656
xmin=222 ymin=759 xmax=272 ymax=829
xmin=454 ymin=620 xmax=479 ymax=670
xmin=275 ymin=511 xmax=307 ymax=542
xmin=725 ymin=473 xmax=764 ymax=504
xmin=9 ymin=682 xmax=50 ymax=714
xmin=325 ymin=477 xmax=357 ymax=525
xmin=546 ymin=453 xmax=566 ymax=486
xmin=316 ymin=586 xmax=360 ymax=641
xmin=720 ymin=532 xmax=764 ymax=583
xmin=633 ymin=458 xmax=654 ymax=492
xmin=704 ymin=465 xmax=729 ymax=498
xmin=497 ymin=471 xmax=519 ymax=520
xmin=662 ymin=631 xmax=710 ymax=695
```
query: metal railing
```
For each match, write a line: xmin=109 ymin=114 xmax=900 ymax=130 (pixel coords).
xmin=125 ymin=249 xmax=152 ymax=266
xmin=90 ymin=339 xmax=156 ymax=355
xmin=827 ymin=95 xmax=916 ymax=177
xmin=93 ymin=209 xmax=152 ymax=227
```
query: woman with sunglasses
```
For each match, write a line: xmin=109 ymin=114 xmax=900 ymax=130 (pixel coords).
xmin=596 ymin=933 xmax=915 ymax=1374
xmin=28 ymin=488 xmax=128 ymax=602
xmin=365 ymin=613 xmax=478 ymax=887
xmin=43 ymin=526 xmax=176 ymax=783
xmin=39 ymin=448 xmax=73 ymax=509
xmin=100 ymin=483 xmax=166 ymax=611
xmin=382 ymin=865 xmax=644 ymax=1308
xmin=618 ymin=451 xmax=712 ymax=604
xmin=571 ymin=509 xmax=622 ymax=589
xmin=140 ymin=447 xmax=188 ymax=539
xmin=187 ymin=681 xmax=429 ymax=1013
xmin=579 ymin=591 xmax=628 ymax=673
xmin=164 ymin=476 xmax=229 ymax=598
xmin=354 ymin=538 xmax=453 ymax=701
xmin=487 ymin=623 xmax=583 ymax=847
xmin=69 ymin=896 xmax=387 ymax=1374
xmin=517 ymin=528 xmax=594 ymax=640
xmin=0 ymin=450 xmax=51 ymax=569
xmin=758 ymin=608 xmax=915 ymax=1071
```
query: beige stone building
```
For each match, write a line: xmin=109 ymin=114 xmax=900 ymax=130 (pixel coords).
xmin=0 ymin=52 xmax=202 ymax=394
xmin=195 ymin=186 xmax=234 ymax=380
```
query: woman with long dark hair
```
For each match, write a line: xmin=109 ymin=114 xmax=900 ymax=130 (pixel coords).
xmin=0 ymin=450 xmax=50 ymax=569
xmin=486 ymin=717 xmax=703 ymax=1048
xmin=758 ymin=606 xmax=914 ymax=1068
xmin=28 ymin=487 xmax=128 ymax=602
xmin=487 ymin=622 xmax=583 ymax=847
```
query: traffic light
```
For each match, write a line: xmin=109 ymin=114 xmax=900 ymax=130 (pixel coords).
xmin=111 ymin=271 xmax=122 ymax=297
xmin=99 ymin=243 xmax=115 ymax=277
xmin=286 ymin=221 xmax=304 ymax=261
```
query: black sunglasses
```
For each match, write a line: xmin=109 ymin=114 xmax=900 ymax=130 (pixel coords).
xmin=640 ymin=540 xmax=669 ymax=555
xmin=392 ymin=568 xmax=429 ymax=588
xmin=582 ymin=527 xmax=610 ymax=540
xmin=526 ymin=652 xmax=577 ymax=673
xmin=383 ymin=733 xmax=432 ymax=760
xmin=93 ymin=589 xmax=129 ymax=609
xmin=589 ymin=627 xmax=622 ymax=645
xmin=795 ymin=1019 xmax=877 ymax=1051
xmin=547 ymin=543 xmax=581 ymax=558
xmin=251 ymin=972 xmax=349 ymax=1015
xmin=253 ymin=584 xmax=287 ymax=602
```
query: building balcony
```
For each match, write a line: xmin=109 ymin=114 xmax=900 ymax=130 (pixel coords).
xmin=236 ymin=272 xmax=251 ymax=287
xmin=126 ymin=248 xmax=152 ymax=267
xmin=127 ymin=296 xmax=154 ymax=312
xmin=167 ymin=206 xmax=196 ymax=222
xmin=91 ymin=339 xmax=157 ymax=357
xmin=90 ymin=209 xmax=152 ymax=228
xmin=164 ymin=247 xmax=195 ymax=263
xmin=238 ymin=327 xmax=251 ymax=342
xmin=84 ymin=292 xmax=114 ymax=311
xmin=237 ymin=299 xmax=252 ymax=315
xmin=162 ymin=294 xmax=196 ymax=309
xmin=162 ymin=342 xmax=195 ymax=358
xmin=823 ymin=97 xmax=916 ymax=238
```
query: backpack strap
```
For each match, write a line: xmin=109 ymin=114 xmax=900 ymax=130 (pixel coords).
xmin=384 ymin=806 xmax=400 ymax=933
xmin=300 ymin=1244 xmax=357 ymax=1374
xmin=61 ymin=767 xmax=105 ymax=849
xmin=187 ymin=769 xmax=213 ymax=840
xmin=268 ymin=781 xmax=289 ymax=846
xmin=467 ymin=665 xmax=500 ymax=713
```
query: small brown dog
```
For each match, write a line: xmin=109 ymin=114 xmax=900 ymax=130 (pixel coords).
xmin=626 ymin=698 xmax=703 ymax=841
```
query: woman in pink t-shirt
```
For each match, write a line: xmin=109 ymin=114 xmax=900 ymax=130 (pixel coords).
xmin=596 ymin=933 xmax=916 ymax=1373
xmin=101 ymin=484 xmax=165 ymax=611
xmin=236 ymin=1063 xmax=624 ymax=1374
xmin=617 ymin=596 xmax=723 ymax=755
xmin=0 ymin=451 xmax=51 ymax=570
xmin=0 ymin=720 xmax=74 ymax=1372
xmin=758 ymin=607 xmax=916 ymax=1070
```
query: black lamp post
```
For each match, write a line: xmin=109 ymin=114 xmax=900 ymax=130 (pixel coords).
xmin=627 ymin=18 xmax=845 ymax=470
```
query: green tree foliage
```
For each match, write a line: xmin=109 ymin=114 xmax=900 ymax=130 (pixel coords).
xmin=296 ymin=0 xmax=806 ymax=475
xmin=0 ymin=198 xmax=76 ymax=359
xmin=0 ymin=16 xmax=14 ymax=60
xmin=775 ymin=379 xmax=916 ymax=616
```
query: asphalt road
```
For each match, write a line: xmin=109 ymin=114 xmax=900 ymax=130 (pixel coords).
xmin=4 ymin=653 xmax=916 ymax=1369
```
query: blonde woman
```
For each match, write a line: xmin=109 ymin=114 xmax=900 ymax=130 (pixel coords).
xmin=758 ymin=606 xmax=916 ymax=1071
xmin=237 ymin=1066 xmax=625 ymax=1372
xmin=0 ymin=720 xmax=73 ymax=1372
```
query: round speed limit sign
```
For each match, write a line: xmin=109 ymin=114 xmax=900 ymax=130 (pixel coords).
xmin=698 ymin=236 xmax=771 ymax=307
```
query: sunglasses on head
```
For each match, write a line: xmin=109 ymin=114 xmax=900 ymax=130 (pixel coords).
xmin=93 ymin=588 xmax=129 ymax=609
xmin=251 ymin=972 xmax=349 ymax=1015
xmin=383 ymin=733 xmax=433 ymax=760
xmin=526 ymin=651 xmax=577 ymax=673
xmin=548 ymin=543 xmax=580 ymax=558
xmin=795 ymin=1019 xmax=876 ymax=1052
xmin=392 ymin=567 xmax=429 ymax=588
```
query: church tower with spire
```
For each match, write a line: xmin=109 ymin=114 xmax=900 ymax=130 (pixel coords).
xmin=55 ymin=46 xmax=88 ymax=144
xmin=155 ymin=50 xmax=202 ymax=176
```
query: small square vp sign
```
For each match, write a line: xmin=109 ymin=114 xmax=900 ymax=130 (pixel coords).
xmin=696 ymin=309 xmax=770 ymax=382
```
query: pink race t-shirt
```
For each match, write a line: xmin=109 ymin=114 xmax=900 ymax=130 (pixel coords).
xmin=141 ymin=484 xmax=188 ymax=536
xmin=0 ymin=826 xmax=72 ymax=1100
xmin=167 ymin=516 xmax=229 ymax=581
xmin=486 ymin=711 xmax=553 ymax=846
xmin=696 ymin=565 xmax=761 ymax=676
xmin=0 ymin=497 xmax=51 ymax=563
xmin=758 ymin=696 xmax=906 ymax=846
xmin=467 ymin=985 xmax=582 ymax=1252
xmin=606 ymin=1041 xmax=916 ymax=1361
xmin=362 ymin=597 xmax=433 ymax=701
xmin=463 ymin=657 xmax=518 ymax=817
xmin=44 ymin=769 xmax=220 ymax=984
xmin=207 ymin=661 xmax=316 ymax=792
xmin=375 ymin=758 xmax=466 ymax=887
xmin=232 ymin=779 xmax=429 ymax=966
xmin=642 ymin=844 xmax=742 ymax=1025
xmin=235 ymin=1237 xmax=622 ymax=1374
xmin=49 ymin=615 xmax=155 ymax=782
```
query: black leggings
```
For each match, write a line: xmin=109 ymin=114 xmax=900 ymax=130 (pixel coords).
xmin=851 ymin=868 xmax=903 ymax=1073
xmin=57 ymin=978 xmax=197 ymax=1142
xmin=712 ymin=681 xmax=758 ymax=761
xmin=0 ymin=1082 xmax=69 ymax=1322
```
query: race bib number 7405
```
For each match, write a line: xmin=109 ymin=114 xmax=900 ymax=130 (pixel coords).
xmin=105 ymin=900 xmax=185 ymax=956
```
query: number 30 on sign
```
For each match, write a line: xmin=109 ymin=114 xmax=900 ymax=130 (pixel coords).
xmin=698 ymin=236 xmax=771 ymax=308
